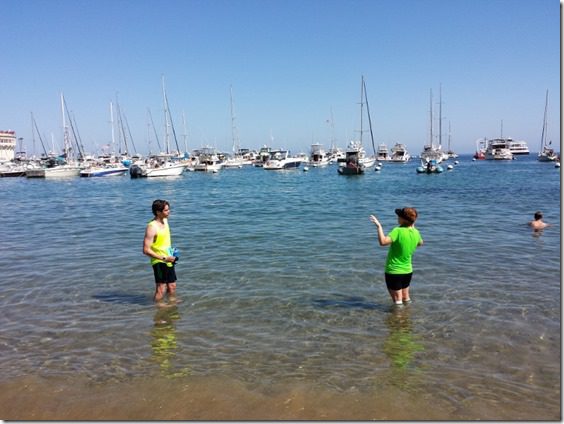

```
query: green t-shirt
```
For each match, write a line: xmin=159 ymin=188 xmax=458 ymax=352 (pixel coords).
xmin=385 ymin=226 xmax=422 ymax=274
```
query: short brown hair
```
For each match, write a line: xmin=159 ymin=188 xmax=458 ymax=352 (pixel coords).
xmin=152 ymin=199 xmax=170 ymax=216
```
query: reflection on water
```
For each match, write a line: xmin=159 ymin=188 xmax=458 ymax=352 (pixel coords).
xmin=382 ymin=306 xmax=424 ymax=372
xmin=151 ymin=305 xmax=189 ymax=378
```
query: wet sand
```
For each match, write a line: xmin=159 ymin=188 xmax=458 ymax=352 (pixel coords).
xmin=0 ymin=374 xmax=558 ymax=420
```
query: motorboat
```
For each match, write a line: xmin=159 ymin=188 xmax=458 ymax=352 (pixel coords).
xmin=0 ymin=161 xmax=28 ymax=177
xmin=253 ymin=146 xmax=272 ymax=167
xmin=376 ymin=143 xmax=390 ymax=162
xmin=338 ymin=144 xmax=368 ymax=175
xmin=485 ymin=138 xmax=514 ymax=160
xmin=130 ymin=156 xmax=186 ymax=178
xmin=80 ymin=163 xmax=128 ymax=177
xmin=263 ymin=150 xmax=302 ymax=170
xmin=193 ymin=147 xmax=224 ymax=172
xmin=389 ymin=143 xmax=410 ymax=163
xmin=508 ymin=139 xmax=530 ymax=155
xmin=308 ymin=143 xmax=330 ymax=167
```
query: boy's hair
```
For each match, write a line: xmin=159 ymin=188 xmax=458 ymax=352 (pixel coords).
xmin=534 ymin=211 xmax=543 ymax=221
xmin=152 ymin=199 xmax=170 ymax=216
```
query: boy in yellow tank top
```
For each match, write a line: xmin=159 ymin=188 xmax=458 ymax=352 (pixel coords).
xmin=143 ymin=199 xmax=178 ymax=304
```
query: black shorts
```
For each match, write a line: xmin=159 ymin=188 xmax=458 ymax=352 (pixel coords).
xmin=385 ymin=272 xmax=412 ymax=291
xmin=152 ymin=262 xmax=177 ymax=284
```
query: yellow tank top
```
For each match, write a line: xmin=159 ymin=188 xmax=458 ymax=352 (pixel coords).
xmin=149 ymin=219 xmax=172 ymax=267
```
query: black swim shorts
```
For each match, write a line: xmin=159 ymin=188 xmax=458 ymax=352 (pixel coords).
xmin=152 ymin=262 xmax=177 ymax=284
xmin=385 ymin=272 xmax=412 ymax=291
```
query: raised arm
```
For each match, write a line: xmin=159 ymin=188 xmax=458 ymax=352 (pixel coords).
xmin=369 ymin=215 xmax=392 ymax=246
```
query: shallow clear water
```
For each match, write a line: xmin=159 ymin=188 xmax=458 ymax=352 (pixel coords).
xmin=0 ymin=155 xmax=560 ymax=419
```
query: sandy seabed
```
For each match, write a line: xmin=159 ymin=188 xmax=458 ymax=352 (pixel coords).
xmin=0 ymin=374 xmax=559 ymax=421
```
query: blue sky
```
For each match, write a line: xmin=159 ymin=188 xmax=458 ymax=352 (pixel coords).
xmin=2 ymin=0 xmax=560 ymax=156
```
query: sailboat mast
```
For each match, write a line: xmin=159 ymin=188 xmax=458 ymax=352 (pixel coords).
xmin=438 ymin=84 xmax=442 ymax=149
xmin=162 ymin=75 xmax=170 ymax=154
xmin=540 ymin=89 xmax=549 ymax=151
xmin=329 ymin=107 xmax=336 ymax=151
xmin=359 ymin=76 xmax=364 ymax=145
xmin=429 ymin=89 xmax=433 ymax=148
xmin=230 ymin=85 xmax=240 ymax=154
xmin=182 ymin=110 xmax=189 ymax=155
xmin=60 ymin=93 xmax=71 ymax=158
xmin=110 ymin=101 xmax=116 ymax=154
xmin=363 ymin=78 xmax=377 ymax=156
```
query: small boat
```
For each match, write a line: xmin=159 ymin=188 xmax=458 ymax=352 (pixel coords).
xmin=263 ymin=150 xmax=302 ymax=170
xmin=338 ymin=146 xmax=366 ymax=175
xmin=473 ymin=138 xmax=487 ymax=160
xmin=416 ymin=159 xmax=444 ymax=174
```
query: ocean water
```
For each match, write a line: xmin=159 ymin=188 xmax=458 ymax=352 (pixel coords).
xmin=0 ymin=155 xmax=560 ymax=420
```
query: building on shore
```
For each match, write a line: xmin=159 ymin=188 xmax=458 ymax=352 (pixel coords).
xmin=0 ymin=130 xmax=16 ymax=161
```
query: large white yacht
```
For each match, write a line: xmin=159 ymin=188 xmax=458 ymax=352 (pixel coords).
xmin=263 ymin=150 xmax=302 ymax=170
xmin=485 ymin=138 xmax=514 ymax=160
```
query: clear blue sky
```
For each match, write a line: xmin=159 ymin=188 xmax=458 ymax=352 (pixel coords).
xmin=2 ymin=0 xmax=560 ymax=156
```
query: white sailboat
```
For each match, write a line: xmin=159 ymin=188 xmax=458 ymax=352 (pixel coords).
xmin=338 ymin=76 xmax=376 ymax=175
xmin=26 ymin=94 xmax=82 ymax=178
xmin=223 ymin=86 xmax=247 ymax=169
xmin=538 ymin=90 xmax=557 ymax=162
xmin=420 ymin=88 xmax=447 ymax=164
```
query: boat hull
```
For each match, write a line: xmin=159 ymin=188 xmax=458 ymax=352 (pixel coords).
xmin=129 ymin=163 xmax=186 ymax=178
xmin=80 ymin=167 xmax=128 ymax=177
xmin=26 ymin=166 xmax=81 ymax=178
xmin=338 ymin=164 xmax=365 ymax=175
xmin=263 ymin=160 xmax=302 ymax=170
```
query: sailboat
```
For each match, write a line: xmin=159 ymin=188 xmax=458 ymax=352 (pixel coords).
xmin=26 ymin=94 xmax=82 ymax=178
xmin=223 ymin=86 xmax=247 ymax=168
xmin=338 ymin=76 xmax=376 ymax=175
xmin=420 ymin=87 xmax=447 ymax=164
xmin=130 ymin=77 xmax=188 ymax=178
xmin=537 ymin=90 xmax=557 ymax=162
xmin=80 ymin=102 xmax=128 ymax=177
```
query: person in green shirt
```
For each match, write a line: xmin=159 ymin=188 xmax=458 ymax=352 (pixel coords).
xmin=369 ymin=207 xmax=423 ymax=306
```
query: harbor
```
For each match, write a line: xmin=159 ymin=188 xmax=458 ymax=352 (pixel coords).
xmin=0 ymin=155 xmax=560 ymax=420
